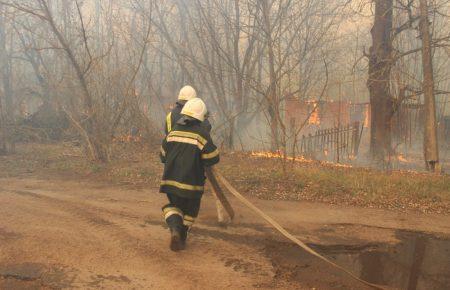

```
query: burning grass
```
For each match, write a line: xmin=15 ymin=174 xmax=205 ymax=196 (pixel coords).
xmin=1 ymin=143 xmax=449 ymax=214
xmin=221 ymin=151 xmax=450 ymax=214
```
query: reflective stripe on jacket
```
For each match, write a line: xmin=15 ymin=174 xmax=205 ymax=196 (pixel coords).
xmin=160 ymin=121 xmax=219 ymax=199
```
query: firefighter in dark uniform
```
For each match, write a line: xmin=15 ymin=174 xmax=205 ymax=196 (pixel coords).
xmin=165 ymin=85 xmax=212 ymax=135
xmin=160 ymin=98 xmax=220 ymax=251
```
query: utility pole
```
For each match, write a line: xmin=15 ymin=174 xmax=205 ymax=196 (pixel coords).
xmin=419 ymin=0 xmax=440 ymax=173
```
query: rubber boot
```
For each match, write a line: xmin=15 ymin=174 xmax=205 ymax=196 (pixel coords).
xmin=166 ymin=214 xmax=184 ymax=252
xmin=180 ymin=225 xmax=189 ymax=248
xmin=170 ymin=228 xmax=183 ymax=252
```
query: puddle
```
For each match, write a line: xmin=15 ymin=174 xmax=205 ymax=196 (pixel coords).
xmin=0 ymin=263 xmax=73 ymax=289
xmin=87 ymin=274 xmax=131 ymax=287
xmin=267 ymin=230 xmax=450 ymax=290
xmin=324 ymin=230 xmax=450 ymax=290
xmin=0 ymin=263 xmax=45 ymax=281
xmin=0 ymin=227 xmax=22 ymax=241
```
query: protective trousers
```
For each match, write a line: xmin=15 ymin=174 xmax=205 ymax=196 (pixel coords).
xmin=162 ymin=193 xmax=201 ymax=234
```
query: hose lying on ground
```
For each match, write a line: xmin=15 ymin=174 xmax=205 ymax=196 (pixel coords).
xmin=213 ymin=168 xmax=387 ymax=290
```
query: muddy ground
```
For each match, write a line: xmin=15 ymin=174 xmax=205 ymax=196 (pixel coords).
xmin=1 ymin=175 xmax=449 ymax=289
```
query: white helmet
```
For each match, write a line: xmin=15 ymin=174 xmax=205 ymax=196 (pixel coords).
xmin=181 ymin=98 xmax=207 ymax=122
xmin=178 ymin=85 xmax=197 ymax=101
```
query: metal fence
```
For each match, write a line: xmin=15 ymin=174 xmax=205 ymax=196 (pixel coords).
xmin=297 ymin=122 xmax=363 ymax=162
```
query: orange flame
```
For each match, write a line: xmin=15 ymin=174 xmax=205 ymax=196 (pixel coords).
xmin=251 ymin=151 xmax=310 ymax=162
xmin=308 ymin=102 xmax=320 ymax=125
xmin=250 ymin=151 xmax=353 ymax=168
xmin=397 ymin=154 xmax=409 ymax=163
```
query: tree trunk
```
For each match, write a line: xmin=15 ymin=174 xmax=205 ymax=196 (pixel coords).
xmin=261 ymin=1 xmax=279 ymax=151
xmin=1 ymin=61 xmax=14 ymax=154
xmin=231 ymin=0 xmax=242 ymax=150
xmin=367 ymin=0 xmax=394 ymax=167
xmin=0 ymin=4 xmax=14 ymax=155
xmin=0 ymin=89 xmax=6 ymax=155
xmin=419 ymin=0 xmax=440 ymax=172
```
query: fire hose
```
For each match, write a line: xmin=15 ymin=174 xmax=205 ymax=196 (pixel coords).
xmin=210 ymin=168 xmax=387 ymax=290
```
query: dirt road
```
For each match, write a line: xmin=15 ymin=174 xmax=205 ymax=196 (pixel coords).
xmin=1 ymin=177 xmax=449 ymax=289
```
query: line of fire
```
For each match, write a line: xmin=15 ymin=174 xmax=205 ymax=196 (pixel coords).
xmin=282 ymin=97 xmax=450 ymax=168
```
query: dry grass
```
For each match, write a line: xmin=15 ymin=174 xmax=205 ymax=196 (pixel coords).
xmin=220 ymin=152 xmax=450 ymax=214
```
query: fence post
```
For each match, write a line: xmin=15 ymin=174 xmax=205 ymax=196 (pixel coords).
xmin=328 ymin=129 xmax=332 ymax=152
xmin=336 ymin=127 xmax=340 ymax=163
xmin=308 ymin=133 xmax=312 ymax=156
xmin=348 ymin=125 xmax=352 ymax=157
xmin=345 ymin=125 xmax=350 ymax=158
xmin=351 ymin=123 xmax=355 ymax=156
xmin=320 ymin=130 xmax=325 ymax=152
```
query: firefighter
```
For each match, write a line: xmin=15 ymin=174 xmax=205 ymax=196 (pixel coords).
xmin=160 ymin=98 xmax=220 ymax=251
xmin=165 ymin=85 xmax=212 ymax=135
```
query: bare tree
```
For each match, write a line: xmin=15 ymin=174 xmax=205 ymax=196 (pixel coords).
xmin=0 ymin=3 xmax=15 ymax=154
xmin=366 ymin=0 xmax=450 ymax=168
xmin=1 ymin=0 xmax=154 ymax=161
xmin=368 ymin=0 xmax=394 ymax=167
xmin=419 ymin=0 xmax=439 ymax=172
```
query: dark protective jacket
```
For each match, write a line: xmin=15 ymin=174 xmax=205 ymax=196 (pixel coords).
xmin=160 ymin=118 xmax=219 ymax=199
xmin=165 ymin=101 xmax=212 ymax=135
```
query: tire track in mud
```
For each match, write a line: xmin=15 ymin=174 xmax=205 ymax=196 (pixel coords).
xmin=5 ymin=188 xmax=161 ymax=256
